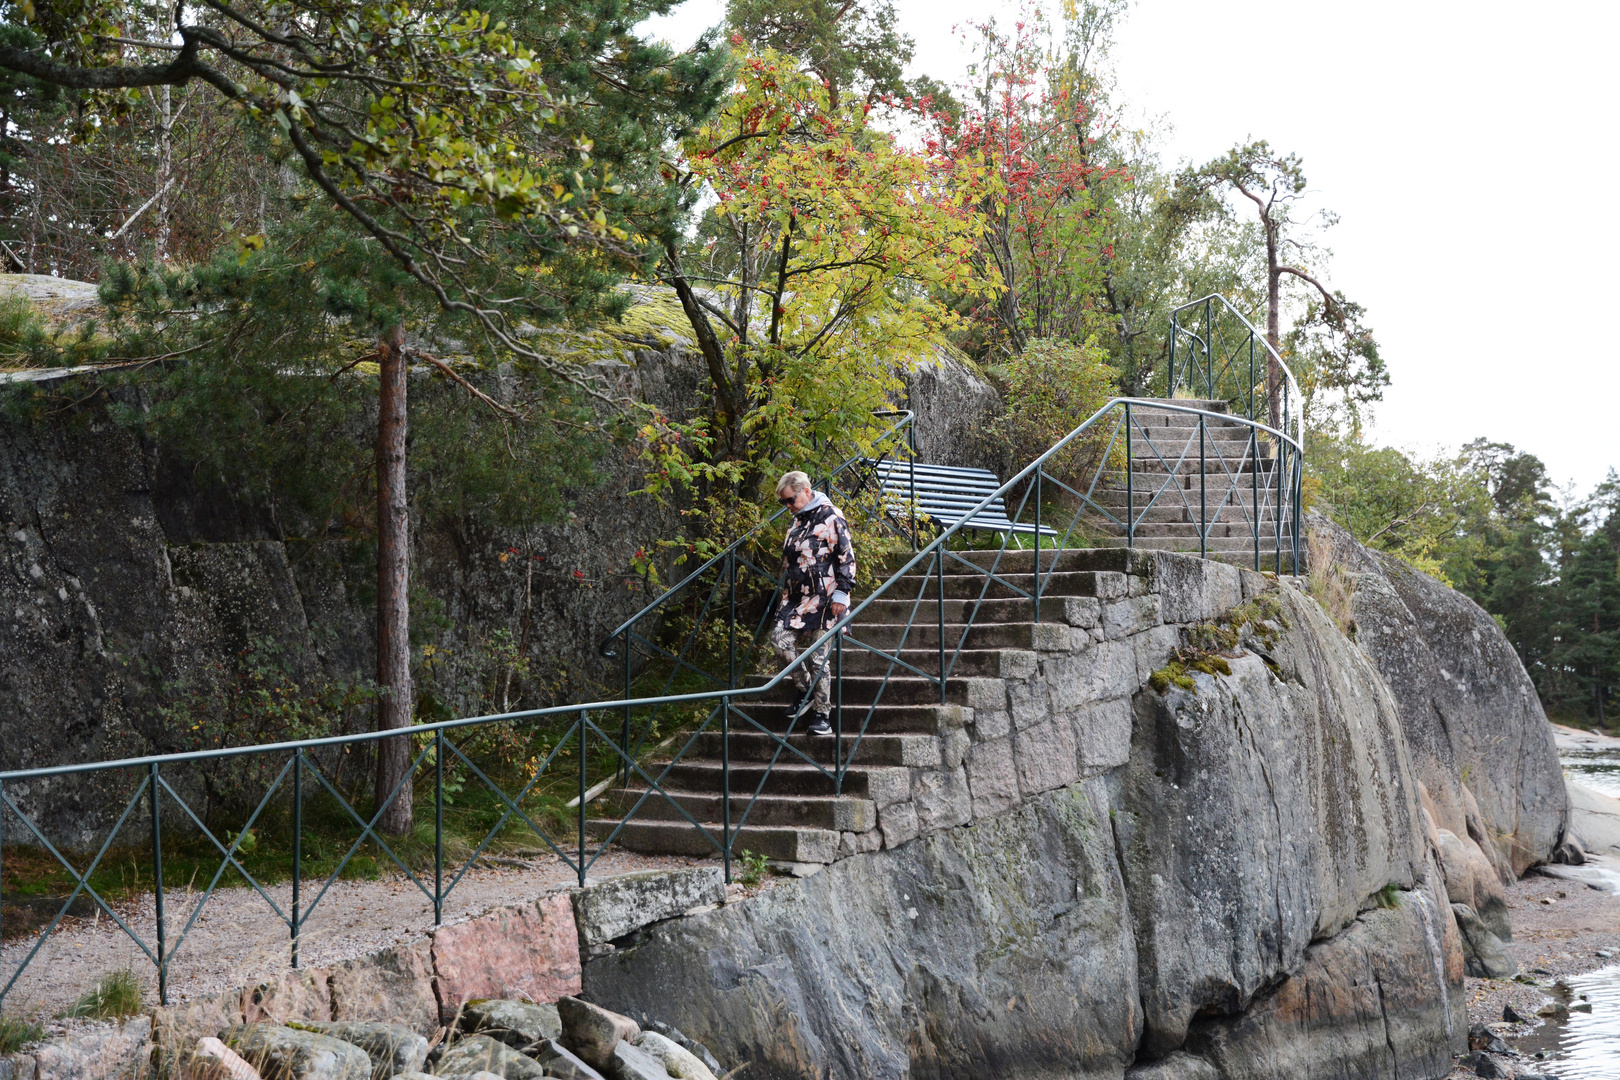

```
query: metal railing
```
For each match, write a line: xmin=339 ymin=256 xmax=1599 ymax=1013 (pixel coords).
xmin=1169 ymin=294 xmax=1304 ymax=452
xmin=0 ymin=302 xmax=1303 ymax=1013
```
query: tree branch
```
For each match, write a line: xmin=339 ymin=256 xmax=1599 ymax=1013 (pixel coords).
xmin=1276 ymin=264 xmax=1340 ymax=317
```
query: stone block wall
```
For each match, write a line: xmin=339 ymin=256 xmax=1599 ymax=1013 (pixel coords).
xmin=844 ymin=550 xmax=1266 ymax=859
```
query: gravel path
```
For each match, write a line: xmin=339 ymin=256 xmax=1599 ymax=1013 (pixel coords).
xmin=1 ymin=850 xmax=713 ymax=1019
xmin=1446 ymin=854 xmax=1620 ymax=1077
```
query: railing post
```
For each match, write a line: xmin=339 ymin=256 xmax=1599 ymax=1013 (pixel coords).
xmin=1252 ymin=425 xmax=1261 ymax=572
xmin=1034 ymin=469 xmax=1043 ymax=614
xmin=1125 ymin=403 xmax=1134 ymax=549
xmin=721 ymin=697 xmax=732 ymax=885
xmin=149 ymin=761 xmax=167 ymax=1005
xmin=909 ymin=441 xmax=918 ymax=552
xmin=433 ymin=731 xmax=443 ymax=925
xmin=1 ymin=778 xmax=6 ymax=1008
xmin=1168 ymin=313 xmax=1176 ymax=396
xmin=620 ymin=631 xmax=631 ymax=788
xmin=1204 ymin=299 xmax=1213 ymax=397
xmin=1248 ymin=335 xmax=1256 ymax=421
xmin=727 ymin=551 xmax=737 ymax=690
xmin=577 ymin=710 xmax=588 ymax=888
xmin=936 ymin=549 xmax=946 ymax=703
xmin=834 ymin=631 xmax=843 ymax=792
xmin=292 ymin=748 xmax=302 ymax=967
xmin=1199 ymin=416 xmax=1207 ymax=561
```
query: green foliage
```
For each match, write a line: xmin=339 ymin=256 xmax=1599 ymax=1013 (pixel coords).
xmin=737 ymin=848 xmax=770 ymax=887
xmin=59 ymin=968 xmax=144 ymax=1019
xmin=645 ymin=46 xmax=996 ymax=567
xmin=1375 ymin=883 xmax=1401 ymax=909
xmin=983 ymin=336 xmax=1117 ymax=488
xmin=0 ymin=1016 xmax=45 ymax=1053
xmin=1307 ymin=430 xmax=1493 ymax=583
xmin=727 ymin=0 xmax=922 ymax=108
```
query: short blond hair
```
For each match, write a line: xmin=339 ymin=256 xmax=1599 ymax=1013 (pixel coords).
xmin=776 ymin=470 xmax=812 ymax=497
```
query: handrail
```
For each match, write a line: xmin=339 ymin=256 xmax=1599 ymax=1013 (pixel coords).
xmin=1168 ymin=294 xmax=1304 ymax=454
xmin=0 ymin=304 xmax=1304 ymax=1014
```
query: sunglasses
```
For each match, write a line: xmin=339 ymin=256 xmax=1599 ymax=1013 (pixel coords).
xmin=779 ymin=495 xmax=797 ymax=505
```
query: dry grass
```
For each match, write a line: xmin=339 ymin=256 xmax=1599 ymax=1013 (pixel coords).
xmin=1306 ymin=529 xmax=1356 ymax=637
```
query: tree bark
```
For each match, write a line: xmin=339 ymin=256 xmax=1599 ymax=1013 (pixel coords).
xmin=375 ymin=325 xmax=414 ymax=835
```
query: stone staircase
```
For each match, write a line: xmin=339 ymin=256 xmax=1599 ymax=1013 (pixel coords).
xmin=588 ymin=399 xmax=1295 ymax=864
xmin=589 ymin=547 xmax=1156 ymax=865
xmin=1081 ymin=399 xmax=1295 ymax=569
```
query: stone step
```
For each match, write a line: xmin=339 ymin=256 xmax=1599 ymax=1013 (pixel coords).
xmin=887 ymin=569 xmax=1117 ymax=601
xmin=1087 ymin=535 xmax=1287 ymax=553
xmin=601 ymin=788 xmax=877 ymax=832
xmin=687 ymin=730 xmax=941 ymax=767
xmin=860 ymin=595 xmax=1066 ymax=625
xmin=588 ymin=818 xmax=840 ymax=863
xmin=739 ymin=672 xmax=966 ymax=706
xmin=656 ymin=761 xmax=911 ymax=801
xmin=1077 ymin=503 xmax=1281 ymax=525
xmin=729 ymin=698 xmax=963 ymax=735
xmin=851 ymin=620 xmax=1040 ymax=651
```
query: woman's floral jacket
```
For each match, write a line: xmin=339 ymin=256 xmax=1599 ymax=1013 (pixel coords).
xmin=777 ymin=492 xmax=857 ymax=631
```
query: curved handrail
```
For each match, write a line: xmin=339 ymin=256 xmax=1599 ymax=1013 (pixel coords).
xmin=1168 ymin=294 xmax=1304 ymax=454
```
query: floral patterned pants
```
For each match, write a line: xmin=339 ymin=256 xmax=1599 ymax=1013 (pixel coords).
xmin=769 ymin=622 xmax=832 ymax=718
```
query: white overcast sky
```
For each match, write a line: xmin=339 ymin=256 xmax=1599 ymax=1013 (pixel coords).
xmin=641 ymin=0 xmax=1620 ymax=495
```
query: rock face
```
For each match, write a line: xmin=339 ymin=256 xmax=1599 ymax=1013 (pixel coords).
xmin=586 ymin=783 xmax=1141 ymax=1080
xmin=431 ymin=895 xmax=582 ymax=1023
xmin=1187 ymin=870 xmax=1466 ymax=1080
xmin=1114 ymin=589 xmax=1428 ymax=1056
xmin=1308 ymin=514 xmax=1567 ymax=881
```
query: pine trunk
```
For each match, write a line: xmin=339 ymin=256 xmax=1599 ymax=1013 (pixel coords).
xmin=375 ymin=327 xmax=414 ymax=835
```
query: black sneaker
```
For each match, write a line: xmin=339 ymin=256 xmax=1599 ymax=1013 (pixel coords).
xmin=808 ymin=717 xmax=834 ymax=737
xmin=787 ymin=683 xmax=813 ymax=720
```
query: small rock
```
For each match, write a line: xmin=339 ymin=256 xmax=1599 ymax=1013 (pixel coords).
xmin=1536 ymin=1003 xmax=1570 ymax=1021
xmin=1571 ymin=1002 xmax=1594 ymax=1013
xmin=644 ymin=1023 xmax=721 ymax=1076
xmin=221 ymin=1024 xmax=373 ymax=1080
xmin=1597 ymin=949 xmax=1614 ymax=959
xmin=1467 ymin=1024 xmax=1510 ymax=1055
xmin=1453 ymin=905 xmax=1520 ymax=979
xmin=528 ymin=1040 xmax=606 ymax=1080
xmin=1552 ymin=833 xmax=1586 ymax=865
xmin=460 ymin=1000 xmax=562 ymax=1048
xmin=633 ymin=1032 xmax=715 ymax=1080
xmin=433 ymin=1035 xmax=547 ymax=1080
xmin=185 ymin=1036 xmax=261 ymax=1080
xmin=385 ymin=1075 xmax=436 ymax=1080
xmin=1465 ymin=1051 xmax=1516 ymax=1079
xmin=605 ymin=1042 xmax=669 ymax=1080
xmin=1539 ymin=897 xmax=1556 ymax=905
xmin=290 ymin=1022 xmax=427 ymax=1080
xmin=557 ymin=998 xmax=640 ymax=1070
xmin=1503 ymin=1004 xmax=1530 ymax=1023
